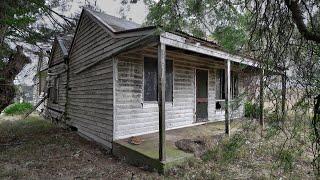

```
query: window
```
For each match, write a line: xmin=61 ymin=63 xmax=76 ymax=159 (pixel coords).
xmin=231 ymin=72 xmax=239 ymax=98
xmin=216 ymin=70 xmax=239 ymax=99
xmin=49 ymin=77 xmax=59 ymax=104
xmin=144 ymin=57 xmax=173 ymax=102
xmin=216 ymin=69 xmax=225 ymax=100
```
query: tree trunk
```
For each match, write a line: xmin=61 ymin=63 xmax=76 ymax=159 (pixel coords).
xmin=313 ymin=95 xmax=320 ymax=175
xmin=0 ymin=0 xmax=8 ymax=45
xmin=281 ymin=73 xmax=287 ymax=122
xmin=0 ymin=46 xmax=31 ymax=112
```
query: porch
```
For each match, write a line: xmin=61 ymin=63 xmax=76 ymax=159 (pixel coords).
xmin=113 ymin=31 xmax=262 ymax=173
xmin=113 ymin=120 xmax=243 ymax=173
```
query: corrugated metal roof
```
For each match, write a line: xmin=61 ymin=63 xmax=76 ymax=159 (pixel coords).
xmin=90 ymin=10 xmax=141 ymax=32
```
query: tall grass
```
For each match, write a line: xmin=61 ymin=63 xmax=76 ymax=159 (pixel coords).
xmin=3 ymin=102 xmax=33 ymax=115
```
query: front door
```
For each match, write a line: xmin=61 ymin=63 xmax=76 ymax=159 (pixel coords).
xmin=196 ymin=69 xmax=208 ymax=122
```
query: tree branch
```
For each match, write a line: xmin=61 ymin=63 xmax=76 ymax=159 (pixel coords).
xmin=285 ymin=0 xmax=320 ymax=43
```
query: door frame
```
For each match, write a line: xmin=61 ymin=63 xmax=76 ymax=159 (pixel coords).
xmin=194 ymin=68 xmax=209 ymax=123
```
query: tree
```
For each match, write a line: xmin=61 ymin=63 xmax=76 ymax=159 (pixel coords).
xmin=145 ymin=0 xmax=320 ymax=174
xmin=0 ymin=0 xmax=75 ymax=112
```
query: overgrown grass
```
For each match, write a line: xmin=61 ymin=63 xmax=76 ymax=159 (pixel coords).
xmin=244 ymin=101 xmax=260 ymax=118
xmin=3 ymin=102 xmax=33 ymax=115
xmin=201 ymin=133 xmax=247 ymax=163
xmin=0 ymin=116 xmax=57 ymax=144
xmin=0 ymin=115 xmax=159 ymax=179
xmin=0 ymin=114 xmax=314 ymax=179
xmin=166 ymin=119 xmax=314 ymax=179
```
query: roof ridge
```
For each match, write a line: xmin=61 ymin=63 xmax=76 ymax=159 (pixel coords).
xmin=55 ymin=35 xmax=73 ymax=57
xmin=83 ymin=8 xmax=141 ymax=32
xmin=84 ymin=8 xmax=140 ymax=26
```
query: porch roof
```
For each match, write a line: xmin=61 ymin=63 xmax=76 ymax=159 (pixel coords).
xmin=77 ymin=8 xmax=260 ymax=73
xmin=160 ymin=32 xmax=259 ymax=68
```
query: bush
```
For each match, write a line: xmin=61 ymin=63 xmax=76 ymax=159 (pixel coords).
xmin=244 ymin=101 xmax=260 ymax=118
xmin=276 ymin=148 xmax=302 ymax=172
xmin=3 ymin=102 xmax=33 ymax=115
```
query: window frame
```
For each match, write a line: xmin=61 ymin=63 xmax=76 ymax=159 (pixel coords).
xmin=50 ymin=76 xmax=59 ymax=104
xmin=143 ymin=56 xmax=174 ymax=103
xmin=231 ymin=71 xmax=239 ymax=99
xmin=216 ymin=69 xmax=225 ymax=100
xmin=215 ymin=69 xmax=239 ymax=110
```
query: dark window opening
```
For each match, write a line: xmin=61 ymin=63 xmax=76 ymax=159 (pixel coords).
xmin=49 ymin=77 xmax=59 ymax=104
xmin=216 ymin=69 xmax=225 ymax=100
xmin=231 ymin=72 xmax=239 ymax=98
xmin=144 ymin=57 xmax=173 ymax=102
xmin=216 ymin=69 xmax=239 ymax=110
xmin=216 ymin=102 xmax=222 ymax=110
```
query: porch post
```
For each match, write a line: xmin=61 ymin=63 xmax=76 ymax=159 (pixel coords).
xmin=259 ymin=69 xmax=264 ymax=128
xmin=158 ymin=43 xmax=166 ymax=162
xmin=225 ymin=59 xmax=231 ymax=135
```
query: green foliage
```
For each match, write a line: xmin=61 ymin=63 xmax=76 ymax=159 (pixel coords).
xmin=276 ymin=148 xmax=303 ymax=172
xmin=144 ymin=0 xmax=245 ymax=39
xmin=212 ymin=26 xmax=246 ymax=53
xmin=3 ymin=102 xmax=33 ymax=115
xmin=0 ymin=116 xmax=54 ymax=142
xmin=211 ymin=13 xmax=250 ymax=52
xmin=0 ymin=0 xmax=70 ymax=60
xmin=145 ymin=0 xmax=250 ymax=50
xmin=244 ymin=101 xmax=260 ymax=118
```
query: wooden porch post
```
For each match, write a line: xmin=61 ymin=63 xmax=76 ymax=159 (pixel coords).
xmin=158 ymin=43 xmax=166 ymax=162
xmin=225 ymin=59 xmax=231 ymax=135
xmin=259 ymin=69 xmax=265 ymax=128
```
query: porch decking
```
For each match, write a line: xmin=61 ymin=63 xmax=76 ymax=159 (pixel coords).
xmin=113 ymin=120 xmax=243 ymax=172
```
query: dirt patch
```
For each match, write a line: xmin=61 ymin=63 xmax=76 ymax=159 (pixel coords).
xmin=175 ymin=135 xmax=223 ymax=157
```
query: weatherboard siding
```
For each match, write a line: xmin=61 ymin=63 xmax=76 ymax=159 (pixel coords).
xmin=46 ymin=42 xmax=67 ymax=120
xmin=66 ymin=12 xmax=144 ymax=149
xmin=114 ymin=48 xmax=245 ymax=140
xmin=46 ymin=64 xmax=67 ymax=119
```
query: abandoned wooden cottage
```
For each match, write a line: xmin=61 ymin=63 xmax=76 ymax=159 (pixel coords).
xmin=45 ymin=35 xmax=73 ymax=120
xmin=46 ymin=8 xmax=260 ymax=171
xmin=33 ymin=51 xmax=49 ymax=112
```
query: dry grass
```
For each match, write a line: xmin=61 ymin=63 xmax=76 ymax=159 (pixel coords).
xmin=0 ymin=114 xmax=160 ymax=179
xmin=0 ymin=114 xmax=315 ymax=179
xmin=166 ymin=120 xmax=315 ymax=179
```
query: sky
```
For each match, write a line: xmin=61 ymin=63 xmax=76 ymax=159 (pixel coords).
xmin=16 ymin=0 xmax=149 ymax=86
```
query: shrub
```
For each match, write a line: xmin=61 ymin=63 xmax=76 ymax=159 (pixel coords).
xmin=3 ymin=102 xmax=33 ymax=115
xmin=277 ymin=149 xmax=296 ymax=172
xmin=244 ymin=101 xmax=260 ymax=118
xmin=221 ymin=134 xmax=247 ymax=163
xmin=201 ymin=133 xmax=247 ymax=164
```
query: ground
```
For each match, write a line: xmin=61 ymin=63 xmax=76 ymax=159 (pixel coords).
xmin=0 ymin=114 xmax=160 ymax=179
xmin=116 ymin=120 xmax=242 ymax=159
xmin=0 ymin=114 xmax=316 ymax=179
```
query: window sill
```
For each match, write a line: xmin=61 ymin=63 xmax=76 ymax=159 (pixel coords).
xmin=142 ymin=101 xmax=173 ymax=108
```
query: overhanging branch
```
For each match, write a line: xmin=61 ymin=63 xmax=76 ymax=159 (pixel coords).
xmin=285 ymin=0 xmax=320 ymax=43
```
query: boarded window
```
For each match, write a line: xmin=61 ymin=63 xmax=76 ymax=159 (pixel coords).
xmin=144 ymin=57 xmax=173 ymax=102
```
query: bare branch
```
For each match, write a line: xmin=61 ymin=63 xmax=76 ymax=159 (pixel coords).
xmin=285 ymin=0 xmax=320 ymax=43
